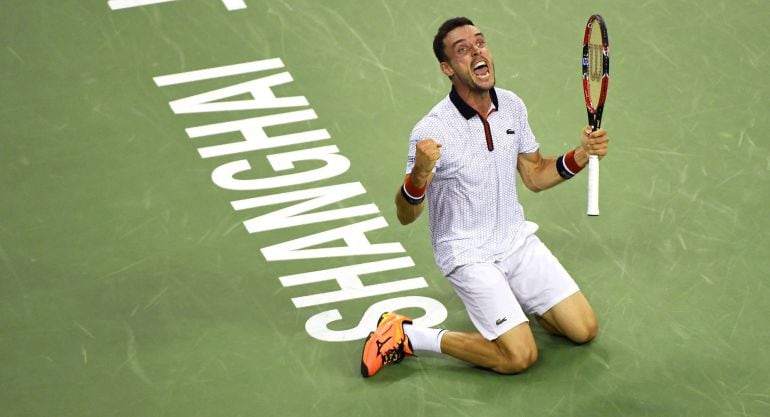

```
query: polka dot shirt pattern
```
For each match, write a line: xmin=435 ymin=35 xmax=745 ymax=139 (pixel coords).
xmin=405 ymin=87 xmax=540 ymax=275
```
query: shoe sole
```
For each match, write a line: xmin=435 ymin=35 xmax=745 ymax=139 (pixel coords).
xmin=360 ymin=332 xmax=374 ymax=377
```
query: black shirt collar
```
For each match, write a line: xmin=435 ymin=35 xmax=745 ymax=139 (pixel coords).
xmin=449 ymin=86 xmax=499 ymax=120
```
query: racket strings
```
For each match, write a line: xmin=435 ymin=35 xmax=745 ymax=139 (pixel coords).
xmin=589 ymin=43 xmax=603 ymax=81
xmin=586 ymin=23 xmax=607 ymax=110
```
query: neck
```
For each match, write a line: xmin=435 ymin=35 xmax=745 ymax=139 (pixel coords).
xmin=452 ymin=82 xmax=492 ymax=115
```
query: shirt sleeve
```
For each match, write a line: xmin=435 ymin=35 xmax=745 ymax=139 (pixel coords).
xmin=515 ymin=99 xmax=540 ymax=155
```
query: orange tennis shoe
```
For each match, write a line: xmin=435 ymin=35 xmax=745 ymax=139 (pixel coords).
xmin=360 ymin=312 xmax=414 ymax=377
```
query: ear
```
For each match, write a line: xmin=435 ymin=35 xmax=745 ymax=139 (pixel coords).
xmin=440 ymin=61 xmax=454 ymax=78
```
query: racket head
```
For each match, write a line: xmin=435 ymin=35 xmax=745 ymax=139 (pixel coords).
xmin=582 ymin=14 xmax=609 ymax=130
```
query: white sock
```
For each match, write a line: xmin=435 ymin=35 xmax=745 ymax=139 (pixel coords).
xmin=403 ymin=324 xmax=447 ymax=354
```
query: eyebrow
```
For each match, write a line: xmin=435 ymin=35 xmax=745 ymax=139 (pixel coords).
xmin=451 ymin=32 xmax=485 ymax=48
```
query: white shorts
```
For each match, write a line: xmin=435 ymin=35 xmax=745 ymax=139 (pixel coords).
xmin=446 ymin=229 xmax=580 ymax=340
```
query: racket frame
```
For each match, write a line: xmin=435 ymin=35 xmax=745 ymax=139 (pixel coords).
xmin=581 ymin=14 xmax=609 ymax=216
xmin=582 ymin=14 xmax=609 ymax=130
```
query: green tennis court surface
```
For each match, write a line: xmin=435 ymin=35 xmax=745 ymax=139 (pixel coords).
xmin=2 ymin=1 xmax=769 ymax=416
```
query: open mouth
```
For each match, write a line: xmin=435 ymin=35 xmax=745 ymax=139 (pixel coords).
xmin=473 ymin=60 xmax=490 ymax=78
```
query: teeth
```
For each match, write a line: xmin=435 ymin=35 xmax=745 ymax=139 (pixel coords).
xmin=474 ymin=61 xmax=487 ymax=69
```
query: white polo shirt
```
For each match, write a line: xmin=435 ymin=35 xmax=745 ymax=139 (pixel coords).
xmin=405 ymin=87 xmax=540 ymax=275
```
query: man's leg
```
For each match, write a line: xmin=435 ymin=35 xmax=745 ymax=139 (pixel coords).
xmin=501 ymin=231 xmax=598 ymax=345
xmin=536 ymin=291 xmax=598 ymax=344
xmin=437 ymin=262 xmax=538 ymax=374
xmin=439 ymin=322 xmax=538 ymax=374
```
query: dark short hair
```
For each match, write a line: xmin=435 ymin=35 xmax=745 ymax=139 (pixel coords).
xmin=433 ymin=17 xmax=475 ymax=62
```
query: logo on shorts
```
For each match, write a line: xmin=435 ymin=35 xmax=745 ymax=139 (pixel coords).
xmin=495 ymin=317 xmax=508 ymax=326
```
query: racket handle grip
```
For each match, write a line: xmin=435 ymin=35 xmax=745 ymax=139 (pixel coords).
xmin=586 ymin=155 xmax=600 ymax=216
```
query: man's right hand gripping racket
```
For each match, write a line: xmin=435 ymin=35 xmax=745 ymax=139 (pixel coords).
xmin=582 ymin=14 xmax=609 ymax=216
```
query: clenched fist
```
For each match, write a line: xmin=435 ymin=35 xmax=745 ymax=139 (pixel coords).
xmin=414 ymin=138 xmax=442 ymax=178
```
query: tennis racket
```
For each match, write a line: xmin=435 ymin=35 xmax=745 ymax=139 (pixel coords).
xmin=582 ymin=14 xmax=609 ymax=216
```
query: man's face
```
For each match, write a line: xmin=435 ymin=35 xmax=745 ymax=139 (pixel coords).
xmin=440 ymin=25 xmax=495 ymax=91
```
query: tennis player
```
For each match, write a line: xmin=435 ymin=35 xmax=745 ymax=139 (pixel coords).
xmin=361 ymin=17 xmax=610 ymax=377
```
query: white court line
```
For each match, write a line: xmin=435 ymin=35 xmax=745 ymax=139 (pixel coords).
xmin=108 ymin=0 xmax=247 ymax=11
xmin=108 ymin=0 xmax=175 ymax=10
xmin=222 ymin=0 xmax=247 ymax=10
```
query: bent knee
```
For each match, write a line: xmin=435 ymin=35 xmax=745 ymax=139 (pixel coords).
xmin=569 ymin=316 xmax=598 ymax=344
xmin=493 ymin=345 xmax=538 ymax=375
